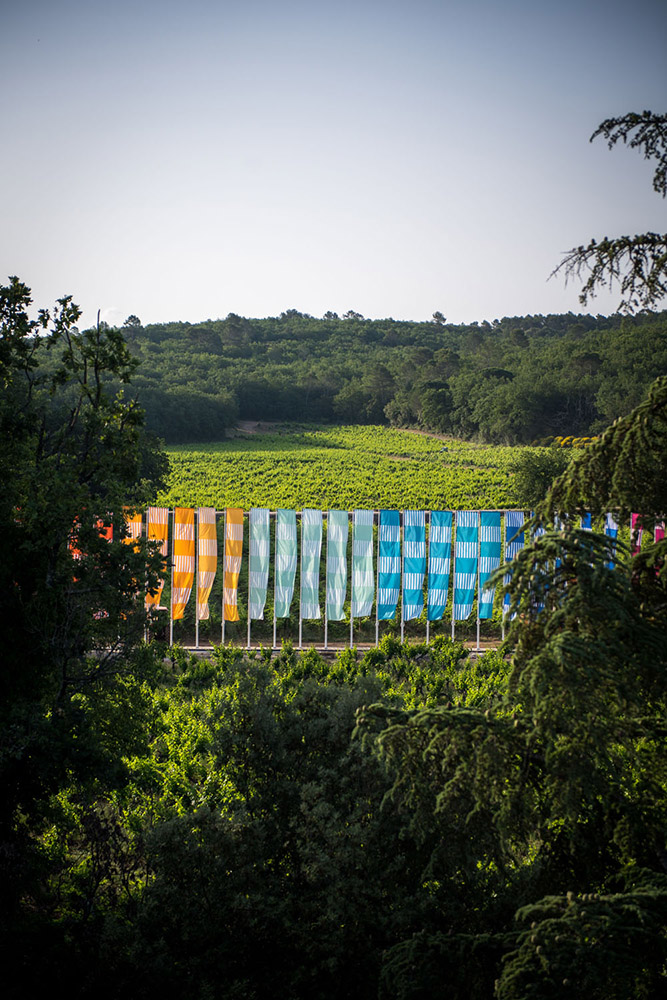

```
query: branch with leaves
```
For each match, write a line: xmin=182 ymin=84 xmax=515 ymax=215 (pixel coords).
xmin=552 ymin=111 xmax=667 ymax=312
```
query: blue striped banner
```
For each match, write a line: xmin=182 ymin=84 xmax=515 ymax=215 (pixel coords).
xmin=427 ymin=511 xmax=452 ymax=621
xmin=478 ymin=511 xmax=501 ymax=619
xmin=453 ymin=510 xmax=478 ymax=620
xmin=402 ymin=510 xmax=426 ymax=620
xmin=378 ymin=510 xmax=400 ymax=620
xmin=605 ymin=512 xmax=619 ymax=569
xmin=503 ymin=510 xmax=525 ymax=613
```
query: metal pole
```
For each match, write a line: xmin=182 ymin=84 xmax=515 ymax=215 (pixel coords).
xmin=425 ymin=510 xmax=430 ymax=644
xmin=375 ymin=509 xmax=380 ymax=646
xmin=144 ymin=508 xmax=149 ymax=644
xmin=298 ymin=509 xmax=303 ymax=649
xmin=476 ymin=509 xmax=481 ymax=651
xmin=273 ymin=511 xmax=277 ymax=648
xmin=324 ymin=510 xmax=329 ymax=650
xmin=451 ymin=511 xmax=457 ymax=642
xmin=400 ymin=509 xmax=405 ymax=644
xmin=169 ymin=508 xmax=174 ymax=647
xmin=221 ymin=508 xmax=226 ymax=647
xmin=195 ymin=508 xmax=200 ymax=650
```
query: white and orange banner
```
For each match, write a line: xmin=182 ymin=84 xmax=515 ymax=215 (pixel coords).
xmin=197 ymin=507 xmax=218 ymax=620
xmin=223 ymin=508 xmax=243 ymax=621
xmin=146 ymin=506 xmax=169 ymax=609
xmin=171 ymin=507 xmax=195 ymax=620
xmin=123 ymin=509 xmax=142 ymax=547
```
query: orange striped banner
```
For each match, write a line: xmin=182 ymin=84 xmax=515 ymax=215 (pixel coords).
xmin=172 ymin=507 xmax=195 ymax=620
xmin=197 ymin=507 xmax=217 ymax=620
xmin=123 ymin=509 xmax=142 ymax=547
xmin=223 ymin=508 xmax=243 ymax=621
xmin=146 ymin=507 xmax=169 ymax=609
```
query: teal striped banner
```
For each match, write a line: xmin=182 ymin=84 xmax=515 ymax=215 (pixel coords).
xmin=300 ymin=508 xmax=322 ymax=620
xmin=326 ymin=510 xmax=348 ymax=620
xmin=248 ymin=507 xmax=270 ymax=619
xmin=352 ymin=509 xmax=374 ymax=617
xmin=478 ymin=511 xmax=501 ymax=619
xmin=275 ymin=509 xmax=297 ymax=618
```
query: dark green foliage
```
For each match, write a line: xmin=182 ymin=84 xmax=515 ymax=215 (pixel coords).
xmin=115 ymin=306 xmax=667 ymax=444
xmin=552 ymin=111 xmax=667 ymax=312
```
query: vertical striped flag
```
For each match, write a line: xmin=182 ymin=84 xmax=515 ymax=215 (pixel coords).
xmin=197 ymin=507 xmax=217 ymax=620
xmin=352 ymin=510 xmax=374 ymax=618
xmin=146 ymin=507 xmax=169 ymax=609
xmin=453 ymin=510 xmax=478 ymax=620
xmin=427 ymin=510 xmax=452 ymax=621
xmin=123 ymin=509 xmax=142 ymax=546
xmin=604 ymin=512 xmax=619 ymax=570
xmin=581 ymin=512 xmax=592 ymax=530
xmin=326 ymin=510 xmax=348 ymax=621
xmin=300 ymin=508 xmax=323 ymax=620
xmin=275 ymin=509 xmax=297 ymax=618
xmin=631 ymin=513 xmax=643 ymax=555
xmin=478 ymin=511 xmax=501 ymax=619
xmin=503 ymin=511 xmax=525 ymax=613
xmin=248 ymin=508 xmax=270 ymax=620
xmin=223 ymin=508 xmax=243 ymax=621
xmin=402 ymin=510 xmax=426 ymax=620
xmin=172 ymin=507 xmax=195 ymax=620
xmin=377 ymin=510 xmax=400 ymax=620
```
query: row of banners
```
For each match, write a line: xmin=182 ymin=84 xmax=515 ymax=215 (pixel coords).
xmin=115 ymin=507 xmax=652 ymax=626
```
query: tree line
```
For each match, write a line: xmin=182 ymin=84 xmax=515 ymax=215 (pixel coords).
xmin=117 ymin=307 xmax=667 ymax=443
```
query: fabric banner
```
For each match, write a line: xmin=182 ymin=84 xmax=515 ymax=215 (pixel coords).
xmin=427 ymin=510 xmax=452 ymax=621
xmin=197 ymin=507 xmax=217 ymax=620
xmin=604 ymin=512 xmax=619 ymax=570
xmin=300 ymin=508 xmax=323 ymax=620
xmin=248 ymin=507 xmax=270 ymax=620
xmin=172 ymin=507 xmax=195 ymax=620
xmin=631 ymin=513 xmax=643 ymax=555
xmin=326 ymin=510 xmax=348 ymax=621
xmin=478 ymin=511 xmax=501 ymax=619
xmin=146 ymin=507 xmax=169 ymax=608
xmin=453 ymin=510 xmax=478 ymax=620
xmin=656 ymin=520 xmax=665 ymax=544
xmin=123 ymin=509 xmax=142 ymax=546
xmin=223 ymin=508 xmax=243 ymax=621
xmin=503 ymin=510 xmax=525 ymax=613
xmin=352 ymin=509 xmax=374 ymax=618
xmin=581 ymin=512 xmax=592 ymax=530
xmin=275 ymin=509 xmax=297 ymax=618
xmin=402 ymin=510 xmax=426 ymax=621
xmin=377 ymin=510 xmax=400 ymax=620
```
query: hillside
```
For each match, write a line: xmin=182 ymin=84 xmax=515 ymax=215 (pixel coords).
xmin=120 ymin=309 xmax=667 ymax=444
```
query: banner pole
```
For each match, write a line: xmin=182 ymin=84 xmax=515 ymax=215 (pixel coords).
xmin=195 ymin=508 xmax=200 ymax=650
xmin=221 ymin=508 xmax=226 ymax=647
xmin=375 ymin=510 xmax=380 ymax=646
xmin=144 ymin=508 xmax=149 ymax=644
xmin=169 ymin=509 xmax=174 ymax=647
xmin=425 ymin=510 xmax=430 ymax=644
xmin=400 ymin=510 xmax=405 ymax=644
xmin=298 ymin=509 xmax=303 ymax=650
xmin=324 ymin=510 xmax=329 ymax=650
xmin=273 ymin=511 xmax=277 ymax=649
xmin=476 ymin=510 xmax=481 ymax=651
xmin=451 ymin=511 xmax=457 ymax=642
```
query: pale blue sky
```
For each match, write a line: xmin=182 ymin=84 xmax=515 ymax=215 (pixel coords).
xmin=2 ymin=0 xmax=666 ymax=327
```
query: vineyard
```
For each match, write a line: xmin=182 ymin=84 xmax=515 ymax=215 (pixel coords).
xmin=160 ymin=424 xmax=526 ymax=510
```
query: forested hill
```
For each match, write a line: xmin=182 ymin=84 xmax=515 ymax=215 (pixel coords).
xmin=120 ymin=308 xmax=667 ymax=444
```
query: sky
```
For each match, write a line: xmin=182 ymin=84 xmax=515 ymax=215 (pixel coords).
xmin=2 ymin=0 xmax=666 ymax=328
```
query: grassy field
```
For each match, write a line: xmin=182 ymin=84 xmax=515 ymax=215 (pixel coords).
xmin=159 ymin=424 xmax=525 ymax=510
xmin=151 ymin=425 xmax=534 ymax=647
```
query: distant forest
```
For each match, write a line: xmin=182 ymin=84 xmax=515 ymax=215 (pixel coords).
xmin=118 ymin=309 xmax=667 ymax=444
